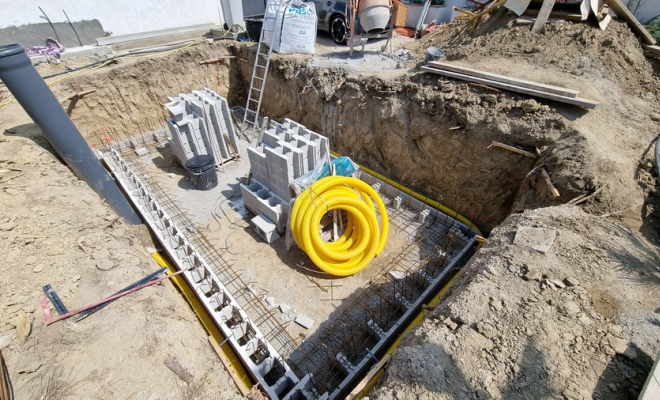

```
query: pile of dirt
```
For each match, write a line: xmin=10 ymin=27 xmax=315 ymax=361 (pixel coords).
xmin=373 ymin=205 xmax=660 ymax=399
xmin=414 ymin=10 xmax=659 ymax=98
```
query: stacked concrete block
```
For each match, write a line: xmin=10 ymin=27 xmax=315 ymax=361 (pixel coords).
xmin=241 ymin=118 xmax=334 ymax=243
xmin=264 ymin=146 xmax=295 ymax=201
xmin=251 ymin=214 xmax=280 ymax=244
xmin=247 ymin=147 xmax=269 ymax=188
xmin=164 ymin=89 xmax=238 ymax=168
xmin=239 ymin=181 xmax=288 ymax=232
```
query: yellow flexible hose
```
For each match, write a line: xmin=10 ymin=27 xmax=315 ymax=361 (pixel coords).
xmin=291 ymin=176 xmax=389 ymax=276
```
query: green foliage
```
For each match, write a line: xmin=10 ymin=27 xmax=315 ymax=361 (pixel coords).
xmin=649 ymin=19 xmax=660 ymax=43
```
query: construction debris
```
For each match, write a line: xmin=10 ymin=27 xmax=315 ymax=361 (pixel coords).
xmin=294 ymin=315 xmax=314 ymax=329
xmin=422 ymin=62 xmax=599 ymax=109
xmin=540 ymin=167 xmax=561 ymax=198
xmin=488 ymin=141 xmax=538 ymax=158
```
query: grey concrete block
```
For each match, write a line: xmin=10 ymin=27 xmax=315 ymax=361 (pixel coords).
xmin=252 ymin=214 xmax=280 ymax=244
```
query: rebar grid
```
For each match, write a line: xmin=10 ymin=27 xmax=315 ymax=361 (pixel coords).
xmin=103 ymin=129 xmax=475 ymax=398
xmin=109 ymin=142 xmax=299 ymax=358
xmin=287 ymin=196 xmax=473 ymax=395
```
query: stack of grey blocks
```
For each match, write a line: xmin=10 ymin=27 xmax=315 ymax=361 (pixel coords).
xmin=241 ymin=118 xmax=330 ymax=244
xmin=164 ymin=88 xmax=239 ymax=168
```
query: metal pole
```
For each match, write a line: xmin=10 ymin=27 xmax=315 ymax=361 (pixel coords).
xmin=0 ymin=44 xmax=141 ymax=225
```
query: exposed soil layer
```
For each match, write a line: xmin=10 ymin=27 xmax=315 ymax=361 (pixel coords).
xmin=227 ymin=14 xmax=660 ymax=234
xmin=373 ymin=205 xmax=660 ymax=400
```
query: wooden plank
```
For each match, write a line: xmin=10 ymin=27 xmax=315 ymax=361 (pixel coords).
xmin=541 ymin=168 xmax=561 ymax=197
xmin=488 ymin=141 xmax=539 ymax=158
xmin=428 ymin=61 xmax=580 ymax=98
xmin=643 ymin=44 xmax=660 ymax=56
xmin=604 ymin=0 xmax=656 ymax=44
xmin=531 ymin=0 xmax=556 ymax=33
xmin=516 ymin=8 xmax=584 ymax=21
xmin=421 ymin=66 xmax=600 ymax=109
xmin=347 ymin=354 xmax=391 ymax=399
xmin=208 ymin=336 xmax=251 ymax=396
xmin=0 ymin=350 xmax=9 ymax=400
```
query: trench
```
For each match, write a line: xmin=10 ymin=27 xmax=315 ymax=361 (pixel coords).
xmin=49 ymin=40 xmax=580 ymax=397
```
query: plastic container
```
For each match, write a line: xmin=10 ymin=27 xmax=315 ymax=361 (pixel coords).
xmin=358 ymin=0 xmax=391 ymax=34
xmin=425 ymin=46 xmax=445 ymax=63
xmin=245 ymin=18 xmax=264 ymax=42
xmin=185 ymin=155 xmax=218 ymax=190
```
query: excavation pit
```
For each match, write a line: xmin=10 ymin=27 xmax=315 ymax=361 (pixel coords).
xmin=102 ymin=115 xmax=478 ymax=397
xmin=44 ymin=40 xmax=572 ymax=398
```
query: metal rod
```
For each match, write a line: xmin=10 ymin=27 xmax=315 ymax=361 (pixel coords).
xmin=62 ymin=10 xmax=83 ymax=47
xmin=38 ymin=7 xmax=61 ymax=43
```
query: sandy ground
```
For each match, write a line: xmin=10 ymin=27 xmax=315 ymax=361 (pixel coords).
xmin=0 ymin=100 xmax=241 ymax=399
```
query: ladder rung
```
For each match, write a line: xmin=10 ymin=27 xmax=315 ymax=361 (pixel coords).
xmin=254 ymin=76 xmax=264 ymax=80
xmin=249 ymin=98 xmax=259 ymax=103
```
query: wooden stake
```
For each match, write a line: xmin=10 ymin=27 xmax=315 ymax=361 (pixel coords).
xmin=531 ymin=0 xmax=557 ymax=34
xmin=540 ymin=168 xmax=560 ymax=197
xmin=569 ymin=185 xmax=606 ymax=205
xmin=208 ymin=336 xmax=251 ymax=396
xmin=224 ymin=134 xmax=239 ymax=159
xmin=61 ymin=89 xmax=96 ymax=103
xmin=488 ymin=141 xmax=538 ymax=159
xmin=347 ymin=354 xmax=391 ymax=399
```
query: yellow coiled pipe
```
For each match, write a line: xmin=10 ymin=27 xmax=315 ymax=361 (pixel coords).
xmin=290 ymin=176 xmax=389 ymax=276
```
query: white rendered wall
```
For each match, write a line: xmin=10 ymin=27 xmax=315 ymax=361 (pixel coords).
xmin=0 ymin=0 xmax=224 ymax=36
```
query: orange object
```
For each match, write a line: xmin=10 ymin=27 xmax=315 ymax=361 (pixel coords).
xmin=395 ymin=27 xmax=415 ymax=37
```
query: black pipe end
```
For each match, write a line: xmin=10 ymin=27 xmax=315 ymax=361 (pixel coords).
xmin=0 ymin=44 xmax=25 ymax=59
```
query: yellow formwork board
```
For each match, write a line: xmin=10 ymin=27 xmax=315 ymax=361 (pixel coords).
xmin=151 ymin=252 xmax=253 ymax=393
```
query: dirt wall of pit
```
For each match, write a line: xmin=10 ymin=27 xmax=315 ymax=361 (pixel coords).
xmin=231 ymin=48 xmax=583 ymax=231
xmin=48 ymin=43 xmax=236 ymax=144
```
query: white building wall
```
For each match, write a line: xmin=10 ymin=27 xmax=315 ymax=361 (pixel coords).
xmin=0 ymin=0 xmax=224 ymax=36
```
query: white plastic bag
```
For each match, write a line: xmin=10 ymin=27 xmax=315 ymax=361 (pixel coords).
xmin=277 ymin=0 xmax=317 ymax=54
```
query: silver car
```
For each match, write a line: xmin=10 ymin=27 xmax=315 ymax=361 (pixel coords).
xmin=312 ymin=0 xmax=351 ymax=44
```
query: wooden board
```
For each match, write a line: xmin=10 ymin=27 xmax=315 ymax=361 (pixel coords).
xmin=427 ymin=61 xmax=581 ymax=98
xmin=531 ymin=0 xmax=557 ymax=33
xmin=208 ymin=336 xmax=251 ymax=396
xmin=421 ymin=66 xmax=600 ymax=109
xmin=643 ymin=44 xmax=660 ymax=57
xmin=393 ymin=0 xmax=408 ymax=27
xmin=604 ymin=0 xmax=656 ymax=44
xmin=516 ymin=8 xmax=584 ymax=21
xmin=347 ymin=354 xmax=391 ymax=399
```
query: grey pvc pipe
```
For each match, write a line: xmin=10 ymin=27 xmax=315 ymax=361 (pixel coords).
xmin=0 ymin=44 xmax=141 ymax=225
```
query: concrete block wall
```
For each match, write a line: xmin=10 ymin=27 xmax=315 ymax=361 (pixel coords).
xmin=239 ymin=181 xmax=288 ymax=232
xmin=242 ymin=118 xmax=333 ymax=240
xmin=164 ymin=89 xmax=238 ymax=168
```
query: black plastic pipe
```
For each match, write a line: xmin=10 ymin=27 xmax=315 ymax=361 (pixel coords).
xmin=0 ymin=44 xmax=141 ymax=225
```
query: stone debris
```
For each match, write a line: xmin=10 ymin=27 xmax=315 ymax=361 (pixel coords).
xmin=279 ymin=304 xmax=291 ymax=314
xmin=294 ymin=315 xmax=314 ymax=329
xmin=388 ymin=270 xmax=405 ymax=280
xmin=513 ymin=227 xmax=558 ymax=254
